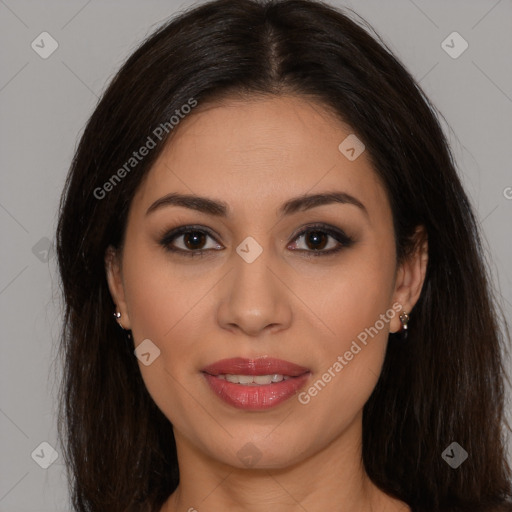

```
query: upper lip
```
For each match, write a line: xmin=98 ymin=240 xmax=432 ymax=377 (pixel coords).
xmin=202 ymin=357 xmax=310 ymax=377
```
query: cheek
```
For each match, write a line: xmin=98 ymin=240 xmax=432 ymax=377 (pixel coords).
xmin=310 ymin=248 xmax=396 ymax=346
xmin=121 ymin=243 xmax=200 ymax=423
xmin=296 ymin=282 xmax=394 ymax=440
xmin=302 ymin=244 xmax=396 ymax=402
xmin=121 ymin=240 xmax=214 ymax=384
xmin=122 ymin=240 xmax=195 ymax=341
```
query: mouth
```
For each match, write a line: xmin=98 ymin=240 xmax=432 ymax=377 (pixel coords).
xmin=201 ymin=357 xmax=311 ymax=410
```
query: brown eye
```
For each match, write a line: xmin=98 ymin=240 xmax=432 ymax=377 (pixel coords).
xmin=160 ymin=223 xmax=354 ymax=259
xmin=287 ymin=223 xmax=355 ymax=257
xmin=160 ymin=226 xmax=223 ymax=257
xmin=304 ymin=231 xmax=329 ymax=250
xmin=182 ymin=231 xmax=207 ymax=250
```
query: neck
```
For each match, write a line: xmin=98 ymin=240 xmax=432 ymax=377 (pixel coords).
xmin=161 ymin=411 xmax=409 ymax=512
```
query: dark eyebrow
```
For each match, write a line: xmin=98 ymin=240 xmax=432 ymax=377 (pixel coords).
xmin=145 ymin=191 xmax=368 ymax=218
xmin=279 ymin=191 xmax=368 ymax=218
xmin=146 ymin=193 xmax=227 ymax=217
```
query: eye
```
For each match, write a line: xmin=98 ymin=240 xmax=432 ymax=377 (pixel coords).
xmin=287 ymin=223 xmax=354 ymax=257
xmin=159 ymin=226 xmax=223 ymax=257
xmin=159 ymin=223 xmax=354 ymax=258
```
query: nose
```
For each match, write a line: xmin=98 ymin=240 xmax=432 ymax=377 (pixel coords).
xmin=216 ymin=246 xmax=293 ymax=337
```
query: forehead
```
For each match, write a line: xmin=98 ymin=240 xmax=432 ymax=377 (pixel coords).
xmin=130 ymin=95 xmax=391 ymax=225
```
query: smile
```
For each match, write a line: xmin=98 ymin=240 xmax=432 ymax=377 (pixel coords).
xmin=201 ymin=357 xmax=311 ymax=410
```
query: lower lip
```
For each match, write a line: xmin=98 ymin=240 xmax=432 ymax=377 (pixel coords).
xmin=203 ymin=373 xmax=311 ymax=410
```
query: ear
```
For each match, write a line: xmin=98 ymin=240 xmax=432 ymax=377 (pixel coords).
xmin=105 ymin=245 xmax=132 ymax=330
xmin=389 ymin=225 xmax=428 ymax=333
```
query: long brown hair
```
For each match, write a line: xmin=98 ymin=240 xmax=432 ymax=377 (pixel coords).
xmin=55 ymin=1 xmax=512 ymax=510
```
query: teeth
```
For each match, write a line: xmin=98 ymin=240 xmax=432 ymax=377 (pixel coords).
xmin=237 ymin=375 xmax=254 ymax=385
xmin=254 ymin=375 xmax=273 ymax=384
xmin=218 ymin=374 xmax=292 ymax=385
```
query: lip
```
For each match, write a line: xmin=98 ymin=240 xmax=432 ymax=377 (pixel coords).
xmin=201 ymin=357 xmax=311 ymax=410
xmin=202 ymin=357 xmax=310 ymax=377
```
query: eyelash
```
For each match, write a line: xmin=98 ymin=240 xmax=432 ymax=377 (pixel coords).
xmin=158 ymin=223 xmax=354 ymax=259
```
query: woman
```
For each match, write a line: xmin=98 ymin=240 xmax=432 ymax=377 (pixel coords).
xmin=55 ymin=0 xmax=512 ymax=511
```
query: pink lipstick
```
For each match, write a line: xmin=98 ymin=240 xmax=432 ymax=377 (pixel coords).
xmin=201 ymin=357 xmax=311 ymax=410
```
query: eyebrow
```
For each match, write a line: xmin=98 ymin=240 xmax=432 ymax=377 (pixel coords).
xmin=145 ymin=191 xmax=368 ymax=218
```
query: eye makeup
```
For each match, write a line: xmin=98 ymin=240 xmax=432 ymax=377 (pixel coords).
xmin=157 ymin=221 xmax=355 ymax=259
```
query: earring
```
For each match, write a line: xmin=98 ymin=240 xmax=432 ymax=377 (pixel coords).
xmin=399 ymin=311 xmax=410 ymax=339
xmin=113 ymin=310 xmax=132 ymax=341
xmin=113 ymin=310 xmax=125 ymax=329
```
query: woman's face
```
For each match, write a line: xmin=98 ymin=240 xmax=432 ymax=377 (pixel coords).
xmin=107 ymin=95 xmax=423 ymax=469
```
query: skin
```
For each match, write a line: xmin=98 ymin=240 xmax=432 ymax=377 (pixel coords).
xmin=105 ymin=95 xmax=428 ymax=512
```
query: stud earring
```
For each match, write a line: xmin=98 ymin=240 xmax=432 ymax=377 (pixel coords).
xmin=113 ymin=310 xmax=124 ymax=329
xmin=113 ymin=310 xmax=132 ymax=341
xmin=399 ymin=311 xmax=410 ymax=339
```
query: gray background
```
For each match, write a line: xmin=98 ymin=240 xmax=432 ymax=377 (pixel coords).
xmin=0 ymin=0 xmax=511 ymax=510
